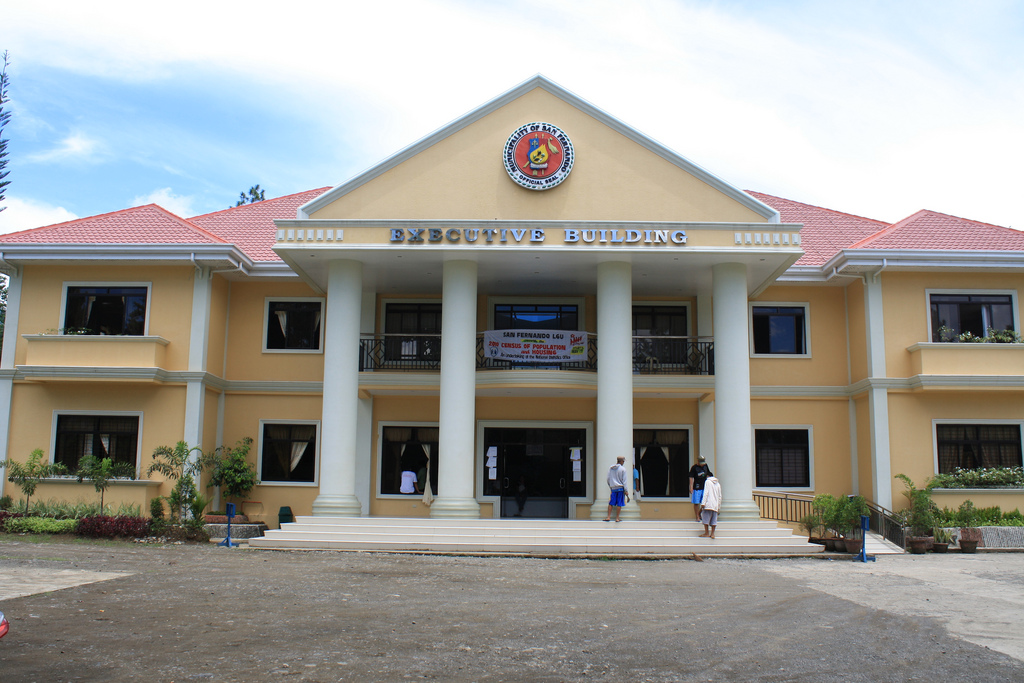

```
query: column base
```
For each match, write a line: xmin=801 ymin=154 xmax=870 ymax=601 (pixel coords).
xmin=719 ymin=498 xmax=763 ymax=521
xmin=429 ymin=497 xmax=481 ymax=519
xmin=312 ymin=494 xmax=363 ymax=517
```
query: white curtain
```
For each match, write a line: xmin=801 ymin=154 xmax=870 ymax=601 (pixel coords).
xmin=276 ymin=310 xmax=288 ymax=336
xmin=99 ymin=434 xmax=111 ymax=456
xmin=421 ymin=444 xmax=433 ymax=506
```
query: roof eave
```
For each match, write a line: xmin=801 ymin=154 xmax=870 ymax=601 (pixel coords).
xmin=0 ymin=243 xmax=253 ymax=276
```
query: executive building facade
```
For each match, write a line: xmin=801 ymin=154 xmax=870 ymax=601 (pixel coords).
xmin=2 ymin=76 xmax=1022 ymax=524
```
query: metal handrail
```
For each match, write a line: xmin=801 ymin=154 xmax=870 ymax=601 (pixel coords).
xmin=753 ymin=490 xmax=906 ymax=548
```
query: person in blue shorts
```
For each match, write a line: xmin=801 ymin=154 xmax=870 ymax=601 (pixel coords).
xmin=603 ymin=455 xmax=630 ymax=522
xmin=689 ymin=456 xmax=713 ymax=522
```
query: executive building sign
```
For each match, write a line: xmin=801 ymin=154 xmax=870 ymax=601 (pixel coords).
xmin=389 ymin=227 xmax=687 ymax=245
xmin=504 ymin=122 xmax=574 ymax=190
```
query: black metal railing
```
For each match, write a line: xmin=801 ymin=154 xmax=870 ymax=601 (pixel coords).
xmin=360 ymin=333 xmax=715 ymax=375
xmin=476 ymin=335 xmax=598 ymax=371
xmin=359 ymin=334 xmax=442 ymax=371
xmin=754 ymin=490 xmax=906 ymax=549
xmin=753 ymin=490 xmax=814 ymax=524
xmin=632 ymin=336 xmax=714 ymax=375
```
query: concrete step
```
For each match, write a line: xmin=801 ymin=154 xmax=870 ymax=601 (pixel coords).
xmin=249 ymin=517 xmax=824 ymax=556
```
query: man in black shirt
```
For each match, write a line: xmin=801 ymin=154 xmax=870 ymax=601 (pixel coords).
xmin=688 ymin=456 xmax=713 ymax=522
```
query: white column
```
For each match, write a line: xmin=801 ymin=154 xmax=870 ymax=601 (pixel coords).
xmin=313 ymin=259 xmax=363 ymax=517
xmin=590 ymin=261 xmax=637 ymax=519
xmin=712 ymin=262 xmax=760 ymax=519
xmin=431 ymin=260 xmax=480 ymax=518
xmin=184 ymin=268 xmax=212 ymax=489
xmin=0 ymin=270 xmax=22 ymax=489
xmin=864 ymin=275 xmax=892 ymax=509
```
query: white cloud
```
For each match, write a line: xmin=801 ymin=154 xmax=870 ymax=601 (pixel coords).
xmin=25 ymin=133 xmax=102 ymax=164
xmin=131 ymin=188 xmax=195 ymax=217
xmin=0 ymin=196 xmax=78 ymax=234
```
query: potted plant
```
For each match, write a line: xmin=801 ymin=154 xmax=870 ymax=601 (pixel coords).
xmin=840 ymin=495 xmax=869 ymax=555
xmin=799 ymin=512 xmax=824 ymax=545
xmin=955 ymin=500 xmax=983 ymax=553
xmin=932 ymin=527 xmax=953 ymax=553
xmin=895 ymin=473 xmax=936 ymax=554
xmin=812 ymin=494 xmax=842 ymax=551
xmin=206 ymin=438 xmax=258 ymax=522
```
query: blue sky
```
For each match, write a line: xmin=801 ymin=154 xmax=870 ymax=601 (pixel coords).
xmin=1 ymin=0 xmax=1022 ymax=233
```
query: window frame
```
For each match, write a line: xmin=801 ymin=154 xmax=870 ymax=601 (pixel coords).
xmin=262 ymin=297 xmax=325 ymax=354
xmin=749 ymin=302 xmax=811 ymax=358
xmin=632 ymin=424 xmax=694 ymax=500
xmin=751 ymin=425 xmax=814 ymax=491
xmin=257 ymin=419 xmax=320 ymax=486
xmin=59 ymin=282 xmax=152 ymax=336
xmin=49 ymin=410 xmax=144 ymax=475
xmin=379 ymin=299 xmax=443 ymax=364
xmin=486 ymin=297 xmax=587 ymax=330
xmin=932 ymin=419 xmax=1024 ymax=475
xmin=376 ymin=421 xmax=440 ymax=499
xmin=925 ymin=289 xmax=1019 ymax=342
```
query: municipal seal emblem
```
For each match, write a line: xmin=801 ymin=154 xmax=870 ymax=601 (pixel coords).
xmin=503 ymin=122 xmax=574 ymax=190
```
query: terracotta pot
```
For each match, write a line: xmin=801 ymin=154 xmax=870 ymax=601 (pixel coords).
xmin=931 ymin=542 xmax=949 ymax=553
xmin=959 ymin=539 xmax=979 ymax=553
xmin=844 ymin=539 xmax=863 ymax=555
xmin=908 ymin=537 xmax=930 ymax=554
xmin=823 ymin=538 xmax=839 ymax=552
xmin=833 ymin=538 xmax=847 ymax=553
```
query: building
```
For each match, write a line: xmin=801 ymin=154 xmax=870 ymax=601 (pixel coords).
xmin=2 ymin=76 xmax=1022 ymax=527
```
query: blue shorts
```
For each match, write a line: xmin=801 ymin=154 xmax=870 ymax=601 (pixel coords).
xmin=609 ymin=488 xmax=626 ymax=507
xmin=692 ymin=489 xmax=704 ymax=505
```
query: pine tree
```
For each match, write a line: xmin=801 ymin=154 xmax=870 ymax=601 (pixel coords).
xmin=234 ymin=184 xmax=265 ymax=207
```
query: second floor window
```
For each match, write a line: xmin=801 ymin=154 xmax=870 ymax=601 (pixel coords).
xmin=64 ymin=285 xmax=148 ymax=335
xmin=930 ymin=293 xmax=1014 ymax=341
xmin=752 ymin=305 xmax=807 ymax=355
xmin=384 ymin=303 xmax=441 ymax=361
xmin=265 ymin=299 xmax=323 ymax=351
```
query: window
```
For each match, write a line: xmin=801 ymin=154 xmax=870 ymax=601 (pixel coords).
xmin=754 ymin=429 xmax=811 ymax=488
xmin=633 ymin=428 xmax=691 ymax=497
xmin=260 ymin=422 xmax=318 ymax=484
xmin=494 ymin=303 xmax=578 ymax=331
xmin=752 ymin=305 xmax=808 ymax=355
xmin=63 ymin=285 xmax=148 ymax=335
xmin=380 ymin=426 xmax=439 ymax=495
xmin=936 ymin=424 xmax=1022 ymax=473
xmin=930 ymin=293 xmax=1015 ymax=341
xmin=633 ymin=305 xmax=690 ymax=370
xmin=265 ymin=299 xmax=323 ymax=351
xmin=384 ymin=303 xmax=441 ymax=361
xmin=54 ymin=414 xmax=140 ymax=472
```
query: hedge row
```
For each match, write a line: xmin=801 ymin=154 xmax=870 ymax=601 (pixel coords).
xmin=0 ymin=512 xmax=152 ymax=538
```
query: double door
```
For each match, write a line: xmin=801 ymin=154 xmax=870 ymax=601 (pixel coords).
xmin=483 ymin=427 xmax=586 ymax=519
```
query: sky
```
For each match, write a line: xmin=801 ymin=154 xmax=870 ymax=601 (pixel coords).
xmin=1 ymin=0 xmax=1022 ymax=234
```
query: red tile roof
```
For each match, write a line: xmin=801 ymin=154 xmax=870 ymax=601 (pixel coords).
xmin=0 ymin=204 xmax=226 ymax=245
xmin=189 ymin=187 xmax=332 ymax=261
xmin=848 ymin=209 xmax=1024 ymax=252
xmin=747 ymin=191 xmax=889 ymax=266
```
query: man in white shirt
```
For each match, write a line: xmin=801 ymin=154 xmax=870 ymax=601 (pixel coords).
xmin=603 ymin=455 xmax=630 ymax=522
xmin=699 ymin=476 xmax=722 ymax=539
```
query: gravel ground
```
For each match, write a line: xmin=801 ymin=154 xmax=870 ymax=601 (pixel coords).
xmin=0 ymin=538 xmax=1022 ymax=682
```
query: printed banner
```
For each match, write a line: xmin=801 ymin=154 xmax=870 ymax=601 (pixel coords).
xmin=483 ymin=329 xmax=588 ymax=363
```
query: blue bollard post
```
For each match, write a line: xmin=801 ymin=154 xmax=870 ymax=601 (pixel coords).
xmin=858 ymin=514 xmax=875 ymax=562
xmin=219 ymin=502 xmax=237 ymax=548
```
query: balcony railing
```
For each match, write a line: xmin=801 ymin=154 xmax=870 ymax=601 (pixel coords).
xmin=632 ymin=336 xmax=714 ymax=375
xmin=359 ymin=334 xmax=714 ymax=375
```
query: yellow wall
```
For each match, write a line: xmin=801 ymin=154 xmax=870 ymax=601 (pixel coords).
xmin=882 ymin=272 xmax=1024 ymax=378
xmin=311 ymin=88 xmax=770 ymax=224
xmin=750 ymin=285 xmax=850 ymax=387
xmin=14 ymin=265 xmax=197 ymax=370
xmin=223 ymin=281 xmax=325 ymax=382
xmin=206 ymin=275 xmax=231 ymax=378
xmin=752 ymin=398 xmax=852 ymax=494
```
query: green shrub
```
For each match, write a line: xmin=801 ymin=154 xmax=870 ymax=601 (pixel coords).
xmin=5 ymin=516 xmax=78 ymax=534
xmin=0 ymin=494 xmax=12 ymax=510
xmin=930 ymin=467 xmax=1024 ymax=489
xmin=150 ymin=496 xmax=165 ymax=520
xmin=76 ymin=515 xmax=151 ymax=539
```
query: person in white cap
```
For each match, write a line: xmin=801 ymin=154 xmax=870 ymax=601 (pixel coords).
xmin=699 ymin=475 xmax=722 ymax=539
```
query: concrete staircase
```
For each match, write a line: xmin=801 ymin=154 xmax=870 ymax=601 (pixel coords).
xmin=249 ymin=516 xmax=824 ymax=556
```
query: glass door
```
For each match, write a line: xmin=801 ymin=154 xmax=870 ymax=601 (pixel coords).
xmin=483 ymin=427 xmax=586 ymax=518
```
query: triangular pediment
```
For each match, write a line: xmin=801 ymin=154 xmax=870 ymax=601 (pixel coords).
xmin=302 ymin=76 xmax=777 ymax=224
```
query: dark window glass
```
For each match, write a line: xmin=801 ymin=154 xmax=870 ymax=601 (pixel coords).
xmin=380 ymin=426 xmax=439 ymax=495
xmin=54 ymin=415 xmax=139 ymax=472
xmin=261 ymin=423 xmax=317 ymax=483
xmin=494 ymin=304 xmax=578 ymax=330
xmin=755 ymin=429 xmax=810 ymax=487
xmin=632 ymin=306 xmax=687 ymax=337
xmin=930 ymin=294 xmax=1014 ymax=341
xmin=752 ymin=306 xmax=806 ymax=354
xmin=936 ymin=424 xmax=1022 ymax=473
xmin=266 ymin=300 xmax=322 ymax=350
xmin=384 ymin=303 xmax=442 ymax=361
xmin=632 ymin=429 xmax=690 ymax=497
xmin=64 ymin=286 xmax=147 ymax=335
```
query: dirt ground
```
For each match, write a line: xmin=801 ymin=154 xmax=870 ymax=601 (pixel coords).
xmin=1 ymin=538 xmax=1023 ymax=682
